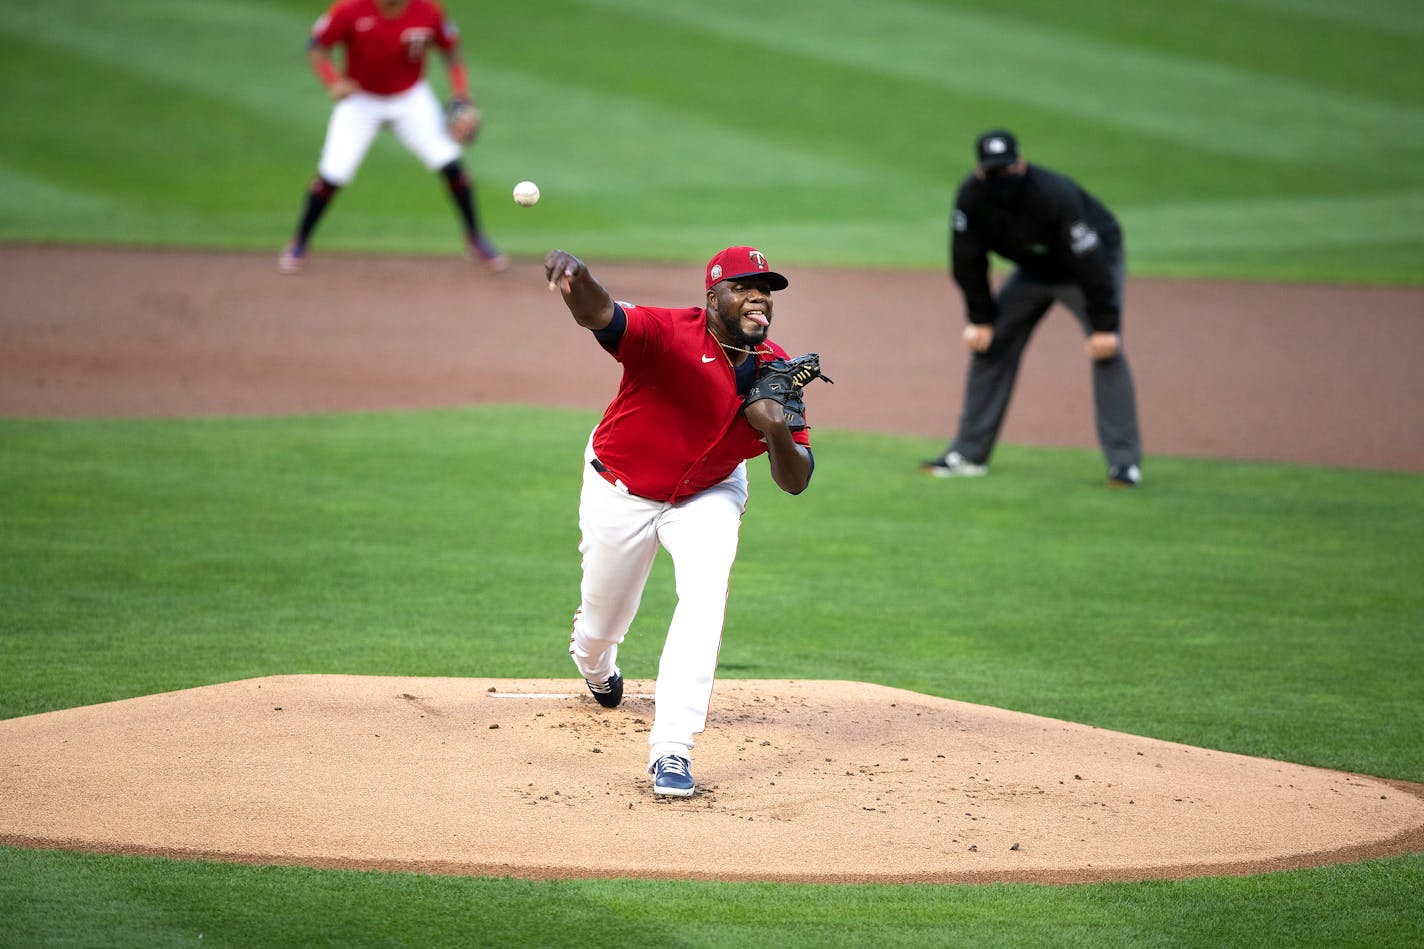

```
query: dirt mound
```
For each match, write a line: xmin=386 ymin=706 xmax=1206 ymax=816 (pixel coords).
xmin=2 ymin=675 xmax=1420 ymax=884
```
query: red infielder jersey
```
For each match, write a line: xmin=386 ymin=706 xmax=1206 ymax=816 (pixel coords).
xmin=311 ymin=0 xmax=458 ymax=96
xmin=592 ymin=304 xmax=813 ymax=503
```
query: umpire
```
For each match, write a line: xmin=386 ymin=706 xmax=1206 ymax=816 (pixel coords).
xmin=924 ymin=129 xmax=1143 ymax=486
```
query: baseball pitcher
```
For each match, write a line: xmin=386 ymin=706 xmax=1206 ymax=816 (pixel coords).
xmin=544 ymin=246 xmax=830 ymax=797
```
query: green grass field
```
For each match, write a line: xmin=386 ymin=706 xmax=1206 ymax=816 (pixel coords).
xmin=2 ymin=0 xmax=1423 ymax=945
xmin=2 ymin=414 xmax=1422 ymax=946
xmin=2 ymin=0 xmax=1423 ymax=282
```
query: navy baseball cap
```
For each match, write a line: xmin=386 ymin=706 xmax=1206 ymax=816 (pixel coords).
xmin=705 ymin=246 xmax=789 ymax=291
xmin=975 ymin=129 xmax=1019 ymax=168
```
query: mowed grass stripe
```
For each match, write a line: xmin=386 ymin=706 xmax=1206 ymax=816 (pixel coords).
xmin=1124 ymin=189 xmax=1424 ymax=254
xmin=0 ymin=162 xmax=120 ymax=224
xmin=1231 ymin=0 xmax=1424 ymax=36
xmin=586 ymin=0 xmax=1424 ymax=162
xmin=0 ymin=0 xmax=315 ymax=126
xmin=943 ymin=0 xmax=1424 ymax=102
xmin=470 ymin=1 xmax=962 ymax=186
xmin=474 ymin=66 xmax=889 ymax=192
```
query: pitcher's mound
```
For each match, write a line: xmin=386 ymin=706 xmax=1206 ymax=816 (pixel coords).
xmin=2 ymin=675 xmax=1420 ymax=884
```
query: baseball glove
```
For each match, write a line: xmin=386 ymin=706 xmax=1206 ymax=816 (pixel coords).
xmin=446 ymin=99 xmax=481 ymax=145
xmin=743 ymin=352 xmax=834 ymax=432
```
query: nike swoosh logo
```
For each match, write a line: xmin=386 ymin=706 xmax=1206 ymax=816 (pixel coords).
xmin=701 ymin=354 xmax=716 ymax=363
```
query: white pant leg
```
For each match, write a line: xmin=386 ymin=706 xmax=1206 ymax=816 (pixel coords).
xmin=316 ymin=92 xmax=385 ymax=186
xmin=570 ymin=451 xmax=662 ymax=685
xmin=647 ymin=464 xmax=748 ymax=766
xmin=389 ymin=81 xmax=462 ymax=172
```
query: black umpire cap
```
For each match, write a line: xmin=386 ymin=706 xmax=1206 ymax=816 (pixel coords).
xmin=975 ymin=129 xmax=1019 ymax=168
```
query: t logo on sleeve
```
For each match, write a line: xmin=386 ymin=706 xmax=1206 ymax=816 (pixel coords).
xmin=1069 ymin=221 xmax=1100 ymax=255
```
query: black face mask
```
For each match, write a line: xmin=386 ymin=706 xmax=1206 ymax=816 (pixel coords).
xmin=984 ymin=171 xmax=1026 ymax=206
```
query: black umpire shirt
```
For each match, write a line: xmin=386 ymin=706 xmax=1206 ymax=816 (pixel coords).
xmin=950 ymin=163 xmax=1123 ymax=332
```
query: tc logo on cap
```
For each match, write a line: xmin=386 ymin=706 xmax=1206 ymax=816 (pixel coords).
xmin=705 ymin=245 xmax=789 ymax=291
xmin=984 ymin=137 xmax=1009 ymax=155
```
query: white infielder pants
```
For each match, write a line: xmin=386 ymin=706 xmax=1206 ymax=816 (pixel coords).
xmin=317 ymin=80 xmax=461 ymax=186
xmin=570 ymin=437 xmax=748 ymax=771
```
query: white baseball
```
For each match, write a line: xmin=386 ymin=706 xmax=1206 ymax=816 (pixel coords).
xmin=512 ymin=180 xmax=540 ymax=207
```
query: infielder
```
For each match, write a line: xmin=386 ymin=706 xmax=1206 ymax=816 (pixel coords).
xmin=924 ymin=129 xmax=1143 ymax=486
xmin=545 ymin=246 xmax=828 ymax=797
xmin=279 ymin=0 xmax=505 ymax=274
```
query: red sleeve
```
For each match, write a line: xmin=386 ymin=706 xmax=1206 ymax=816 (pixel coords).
xmin=610 ymin=304 xmax=666 ymax=365
xmin=311 ymin=1 xmax=349 ymax=47
xmin=431 ymin=2 xmax=459 ymax=49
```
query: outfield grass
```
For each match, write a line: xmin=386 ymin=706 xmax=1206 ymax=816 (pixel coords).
xmin=2 ymin=411 xmax=1421 ymax=945
xmin=3 ymin=847 xmax=1420 ymax=948
xmin=1 ymin=0 xmax=1422 ymax=283
xmin=4 ymin=412 xmax=1421 ymax=780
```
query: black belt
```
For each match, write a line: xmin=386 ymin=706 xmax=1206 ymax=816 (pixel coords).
xmin=589 ymin=457 xmax=623 ymax=490
xmin=590 ymin=457 xmax=658 ymax=500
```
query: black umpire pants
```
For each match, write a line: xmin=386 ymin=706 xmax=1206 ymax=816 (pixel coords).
xmin=950 ymin=247 xmax=1142 ymax=471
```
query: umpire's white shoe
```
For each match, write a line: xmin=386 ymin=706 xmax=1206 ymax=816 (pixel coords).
xmin=1108 ymin=464 xmax=1141 ymax=488
xmin=921 ymin=451 xmax=988 ymax=478
xmin=651 ymin=754 xmax=695 ymax=797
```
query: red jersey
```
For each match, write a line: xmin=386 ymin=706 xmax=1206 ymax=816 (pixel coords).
xmin=311 ymin=0 xmax=458 ymax=96
xmin=592 ymin=304 xmax=812 ymax=503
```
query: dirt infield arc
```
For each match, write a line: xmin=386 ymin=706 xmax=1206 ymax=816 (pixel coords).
xmin=2 ymin=676 xmax=1422 ymax=885
xmin=1 ymin=245 xmax=1422 ymax=884
xmin=1 ymin=245 xmax=1422 ymax=471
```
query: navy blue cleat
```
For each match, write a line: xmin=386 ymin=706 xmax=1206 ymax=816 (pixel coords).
xmin=651 ymin=754 xmax=695 ymax=797
xmin=585 ymin=672 xmax=623 ymax=708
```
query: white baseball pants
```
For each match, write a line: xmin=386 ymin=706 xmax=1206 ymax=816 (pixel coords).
xmin=316 ymin=80 xmax=461 ymax=186
xmin=569 ymin=438 xmax=748 ymax=770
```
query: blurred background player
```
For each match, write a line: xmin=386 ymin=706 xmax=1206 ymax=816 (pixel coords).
xmin=924 ymin=129 xmax=1143 ymax=487
xmin=279 ymin=0 xmax=505 ymax=274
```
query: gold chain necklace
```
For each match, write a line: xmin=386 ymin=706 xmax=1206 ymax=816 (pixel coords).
xmin=717 ymin=340 xmax=772 ymax=358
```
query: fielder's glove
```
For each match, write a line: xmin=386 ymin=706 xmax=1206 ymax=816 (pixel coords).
xmin=446 ymin=98 xmax=481 ymax=145
xmin=743 ymin=352 xmax=833 ymax=433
